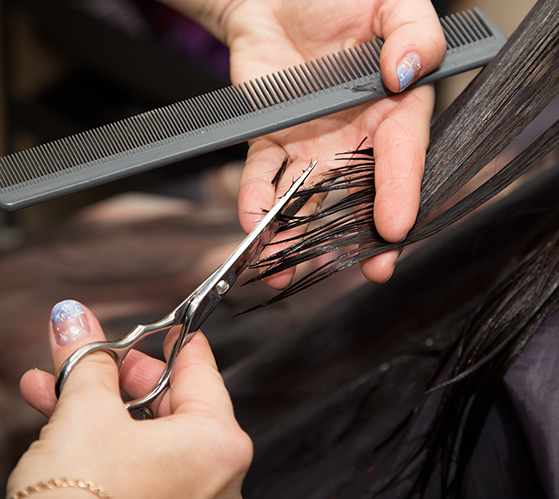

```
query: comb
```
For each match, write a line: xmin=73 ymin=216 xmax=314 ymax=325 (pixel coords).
xmin=0 ymin=8 xmax=506 ymax=211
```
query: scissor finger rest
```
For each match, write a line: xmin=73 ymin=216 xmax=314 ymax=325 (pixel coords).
xmin=55 ymin=310 xmax=179 ymax=398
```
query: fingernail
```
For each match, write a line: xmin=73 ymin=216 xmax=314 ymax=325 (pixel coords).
xmin=397 ymin=52 xmax=422 ymax=92
xmin=51 ymin=300 xmax=90 ymax=346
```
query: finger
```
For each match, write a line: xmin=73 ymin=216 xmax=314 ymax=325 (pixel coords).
xmin=359 ymin=248 xmax=401 ymax=283
xmin=377 ymin=0 xmax=447 ymax=92
xmin=237 ymin=140 xmax=297 ymax=288
xmin=372 ymin=84 xmax=434 ymax=243
xmin=119 ymin=349 xmax=166 ymax=396
xmin=169 ymin=332 xmax=236 ymax=420
xmin=240 ymin=147 xmax=324 ymax=289
xmin=258 ymin=160 xmax=326 ymax=289
xmin=238 ymin=140 xmax=288 ymax=235
xmin=20 ymin=369 xmax=57 ymax=418
xmin=119 ymin=349 xmax=170 ymax=415
xmin=48 ymin=300 xmax=122 ymax=413
xmin=120 ymin=329 xmax=224 ymax=417
xmin=20 ymin=300 xmax=118 ymax=417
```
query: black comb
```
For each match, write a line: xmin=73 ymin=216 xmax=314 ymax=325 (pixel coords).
xmin=0 ymin=8 xmax=506 ymax=211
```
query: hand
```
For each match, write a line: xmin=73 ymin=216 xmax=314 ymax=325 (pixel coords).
xmin=161 ymin=0 xmax=446 ymax=288
xmin=7 ymin=300 xmax=252 ymax=499
xmin=223 ymin=0 xmax=446 ymax=288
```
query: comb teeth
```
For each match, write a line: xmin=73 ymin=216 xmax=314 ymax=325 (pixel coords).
xmin=0 ymin=39 xmax=384 ymax=193
xmin=246 ymin=40 xmax=383 ymax=106
xmin=0 ymin=8 xmax=506 ymax=210
xmin=441 ymin=9 xmax=492 ymax=49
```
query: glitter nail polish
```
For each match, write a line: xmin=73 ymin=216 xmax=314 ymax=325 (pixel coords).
xmin=51 ymin=300 xmax=90 ymax=346
xmin=397 ymin=52 xmax=422 ymax=92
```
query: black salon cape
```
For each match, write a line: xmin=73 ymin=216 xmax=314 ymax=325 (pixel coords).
xmin=500 ymin=311 xmax=559 ymax=498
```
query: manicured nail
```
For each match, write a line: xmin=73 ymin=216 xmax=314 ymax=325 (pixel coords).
xmin=51 ymin=300 xmax=90 ymax=346
xmin=397 ymin=52 xmax=422 ymax=92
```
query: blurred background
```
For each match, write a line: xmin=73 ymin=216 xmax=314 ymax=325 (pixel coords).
xmin=0 ymin=0 xmax=538 ymax=493
xmin=0 ymin=0 xmax=536 ymax=239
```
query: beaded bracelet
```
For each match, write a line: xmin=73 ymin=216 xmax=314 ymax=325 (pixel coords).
xmin=10 ymin=478 xmax=112 ymax=498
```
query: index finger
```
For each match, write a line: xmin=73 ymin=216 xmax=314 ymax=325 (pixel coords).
xmin=168 ymin=332 xmax=237 ymax=420
xmin=237 ymin=138 xmax=288 ymax=235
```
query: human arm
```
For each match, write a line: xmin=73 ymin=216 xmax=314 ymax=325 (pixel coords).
xmin=7 ymin=300 xmax=252 ymax=499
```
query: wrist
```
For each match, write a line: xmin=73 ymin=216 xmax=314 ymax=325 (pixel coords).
xmin=7 ymin=478 xmax=112 ymax=499
xmin=10 ymin=488 xmax=99 ymax=499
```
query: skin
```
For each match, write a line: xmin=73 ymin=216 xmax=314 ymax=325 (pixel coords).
xmin=8 ymin=305 xmax=252 ymax=499
xmin=8 ymin=2 xmax=446 ymax=497
xmin=163 ymin=0 xmax=446 ymax=288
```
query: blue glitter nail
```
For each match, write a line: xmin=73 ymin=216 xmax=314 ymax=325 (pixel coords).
xmin=397 ymin=52 xmax=422 ymax=92
xmin=51 ymin=300 xmax=85 ymax=323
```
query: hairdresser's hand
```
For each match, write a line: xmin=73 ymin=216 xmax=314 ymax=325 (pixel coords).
xmin=163 ymin=0 xmax=446 ymax=287
xmin=8 ymin=300 xmax=252 ymax=499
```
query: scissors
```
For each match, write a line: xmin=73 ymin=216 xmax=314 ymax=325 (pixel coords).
xmin=55 ymin=161 xmax=316 ymax=417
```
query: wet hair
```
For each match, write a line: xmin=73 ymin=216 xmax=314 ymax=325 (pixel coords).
xmin=406 ymin=221 xmax=559 ymax=497
xmin=248 ymin=0 xmax=559 ymax=495
xmin=252 ymin=0 xmax=559 ymax=301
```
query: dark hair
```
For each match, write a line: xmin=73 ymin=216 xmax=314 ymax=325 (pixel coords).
xmin=252 ymin=0 xmax=559 ymax=302
xmin=405 ymin=221 xmax=559 ymax=497
xmin=247 ymin=0 xmax=559 ymax=495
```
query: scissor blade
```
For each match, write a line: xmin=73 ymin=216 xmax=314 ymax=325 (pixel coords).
xmin=230 ymin=160 xmax=317 ymax=276
xmin=185 ymin=160 xmax=317 ymax=331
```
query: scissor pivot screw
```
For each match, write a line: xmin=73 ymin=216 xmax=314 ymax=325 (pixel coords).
xmin=216 ymin=279 xmax=230 ymax=295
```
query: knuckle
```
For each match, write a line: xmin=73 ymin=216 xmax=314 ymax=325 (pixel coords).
xmin=212 ymin=423 xmax=254 ymax=476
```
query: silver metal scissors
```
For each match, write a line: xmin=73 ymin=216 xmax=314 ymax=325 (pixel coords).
xmin=55 ymin=161 xmax=316 ymax=417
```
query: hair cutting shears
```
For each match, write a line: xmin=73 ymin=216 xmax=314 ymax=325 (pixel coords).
xmin=55 ymin=161 xmax=316 ymax=417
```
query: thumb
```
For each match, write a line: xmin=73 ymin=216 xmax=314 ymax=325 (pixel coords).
xmin=378 ymin=0 xmax=447 ymax=92
xmin=20 ymin=300 xmax=120 ymax=418
xmin=49 ymin=300 xmax=122 ymax=412
xmin=21 ymin=300 xmax=122 ymax=418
